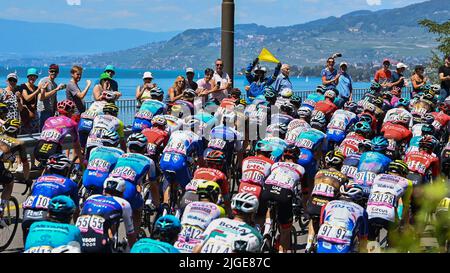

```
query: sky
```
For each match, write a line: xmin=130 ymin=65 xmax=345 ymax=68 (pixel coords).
xmin=0 ymin=0 xmax=428 ymax=32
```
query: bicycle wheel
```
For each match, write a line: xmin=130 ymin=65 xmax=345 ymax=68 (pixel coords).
xmin=0 ymin=196 xmax=20 ymax=251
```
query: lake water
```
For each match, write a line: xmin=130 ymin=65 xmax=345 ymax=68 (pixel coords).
xmin=0 ymin=67 xmax=371 ymax=101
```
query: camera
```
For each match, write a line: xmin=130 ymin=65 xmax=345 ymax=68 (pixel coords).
xmin=331 ymin=53 xmax=343 ymax=59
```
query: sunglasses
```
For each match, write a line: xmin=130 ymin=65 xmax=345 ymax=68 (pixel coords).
xmin=327 ymin=61 xmax=335 ymax=64
xmin=49 ymin=70 xmax=58 ymax=74
xmin=106 ymin=70 xmax=115 ymax=74
xmin=7 ymin=78 xmax=17 ymax=83
xmin=216 ymin=64 xmax=224 ymax=67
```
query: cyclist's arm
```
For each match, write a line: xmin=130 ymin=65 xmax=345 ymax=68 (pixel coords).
xmin=18 ymin=145 xmax=30 ymax=180
xmin=122 ymin=201 xmax=137 ymax=246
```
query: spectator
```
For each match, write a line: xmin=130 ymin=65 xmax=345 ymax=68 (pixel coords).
xmin=321 ymin=57 xmax=339 ymax=89
xmin=244 ymin=58 xmax=281 ymax=99
xmin=103 ymin=65 xmax=119 ymax=91
xmin=196 ymin=68 xmax=215 ymax=104
xmin=136 ymin=71 xmax=156 ymax=109
xmin=411 ymin=65 xmax=428 ymax=96
xmin=391 ymin=62 xmax=408 ymax=90
xmin=211 ymin=58 xmax=232 ymax=102
xmin=374 ymin=59 xmax=392 ymax=89
xmin=20 ymin=68 xmax=41 ymax=134
xmin=439 ymin=55 xmax=450 ymax=102
xmin=168 ymin=76 xmax=186 ymax=103
xmin=38 ymin=64 xmax=66 ymax=129
xmin=93 ymin=72 xmax=121 ymax=101
xmin=0 ymin=73 xmax=23 ymax=120
xmin=185 ymin=68 xmax=198 ymax=91
xmin=336 ymin=62 xmax=353 ymax=108
xmin=273 ymin=64 xmax=293 ymax=94
xmin=66 ymin=65 xmax=92 ymax=122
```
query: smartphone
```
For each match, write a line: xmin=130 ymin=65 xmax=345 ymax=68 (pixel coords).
xmin=60 ymin=84 xmax=67 ymax=89
xmin=216 ymin=81 xmax=221 ymax=87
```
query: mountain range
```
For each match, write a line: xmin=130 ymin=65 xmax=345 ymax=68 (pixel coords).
xmin=1 ymin=0 xmax=449 ymax=70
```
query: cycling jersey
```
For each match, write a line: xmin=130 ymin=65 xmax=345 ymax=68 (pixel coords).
xmin=241 ymin=155 xmax=274 ymax=186
xmin=311 ymin=169 xmax=347 ymax=200
xmin=431 ymin=112 xmax=450 ymax=132
xmin=82 ymin=146 xmax=124 ymax=194
xmin=163 ymin=130 xmax=203 ymax=157
xmin=175 ymin=201 xmax=224 ymax=253
xmin=315 ymin=100 xmax=338 ymax=121
xmin=133 ymin=99 xmax=167 ymax=132
xmin=80 ymin=101 xmax=106 ymax=120
xmin=40 ymin=115 xmax=79 ymax=144
xmin=381 ymin=122 xmax=412 ymax=143
xmin=76 ymin=194 xmax=134 ymax=253
xmin=219 ymin=97 xmax=238 ymax=110
xmin=405 ymin=150 xmax=440 ymax=178
xmin=302 ymin=93 xmax=324 ymax=110
xmin=285 ymin=121 xmax=311 ymax=146
xmin=264 ymin=162 xmax=305 ymax=192
xmin=367 ymin=174 xmax=413 ymax=222
xmin=162 ymin=114 xmax=184 ymax=133
xmin=79 ymin=101 xmax=106 ymax=146
xmin=338 ymin=132 xmax=367 ymax=157
xmin=208 ymin=125 xmax=243 ymax=165
xmin=271 ymin=113 xmax=294 ymax=127
xmin=356 ymin=152 xmax=392 ymax=194
xmin=263 ymin=136 xmax=288 ymax=162
xmin=142 ymin=127 xmax=169 ymax=158
xmin=24 ymin=221 xmax=82 ymax=253
xmin=193 ymin=167 xmax=229 ymax=197
xmin=130 ymin=238 xmax=180 ymax=253
xmin=0 ymin=134 xmax=27 ymax=165
xmin=327 ymin=109 xmax=357 ymax=132
xmin=198 ymin=218 xmax=263 ymax=253
xmin=85 ymin=114 xmax=125 ymax=150
xmin=383 ymin=108 xmax=413 ymax=129
xmin=317 ymin=200 xmax=368 ymax=253
xmin=295 ymin=128 xmax=327 ymax=153
xmin=341 ymin=153 xmax=362 ymax=180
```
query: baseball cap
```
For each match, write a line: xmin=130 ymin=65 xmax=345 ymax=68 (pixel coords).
xmin=186 ymin=67 xmax=195 ymax=74
xmin=49 ymin=64 xmax=59 ymax=72
xmin=99 ymin=72 xmax=112 ymax=81
xmin=396 ymin=63 xmax=408 ymax=69
xmin=143 ymin=71 xmax=153 ymax=79
xmin=340 ymin=62 xmax=348 ymax=67
xmin=27 ymin=68 xmax=39 ymax=77
xmin=6 ymin=73 xmax=18 ymax=81
xmin=383 ymin=58 xmax=391 ymax=64
xmin=104 ymin=65 xmax=116 ymax=73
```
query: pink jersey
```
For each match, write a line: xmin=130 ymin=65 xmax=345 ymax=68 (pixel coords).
xmin=40 ymin=115 xmax=79 ymax=144
xmin=241 ymin=155 xmax=274 ymax=186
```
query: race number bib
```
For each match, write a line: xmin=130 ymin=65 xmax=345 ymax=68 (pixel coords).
xmin=147 ymin=143 xmax=157 ymax=156
xmin=355 ymin=171 xmax=376 ymax=184
xmin=296 ymin=138 xmax=314 ymax=150
xmin=23 ymin=195 xmax=51 ymax=210
xmin=329 ymin=119 xmax=345 ymax=131
xmin=76 ymin=215 xmax=106 ymax=234
xmin=135 ymin=110 xmax=153 ymax=120
xmin=201 ymin=237 xmax=232 ymax=253
xmin=368 ymin=192 xmax=396 ymax=207
xmin=341 ymin=165 xmax=358 ymax=178
xmin=406 ymin=160 xmax=427 ymax=175
xmin=181 ymin=225 xmax=204 ymax=240
xmin=267 ymin=171 xmax=295 ymax=189
xmin=387 ymin=139 xmax=396 ymax=151
xmin=87 ymin=158 xmax=111 ymax=172
xmin=208 ymin=138 xmax=227 ymax=150
xmin=318 ymin=224 xmax=348 ymax=243
xmin=41 ymin=129 xmax=62 ymax=142
xmin=165 ymin=140 xmax=187 ymax=155
xmin=111 ymin=166 xmax=137 ymax=181
xmin=241 ymin=171 xmax=265 ymax=184
xmin=25 ymin=246 xmax=53 ymax=253
xmin=312 ymin=183 xmax=335 ymax=198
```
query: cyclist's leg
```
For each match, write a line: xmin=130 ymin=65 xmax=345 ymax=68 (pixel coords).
xmin=278 ymin=189 xmax=294 ymax=252
xmin=0 ymin=169 xmax=14 ymax=217
xmin=305 ymin=198 xmax=325 ymax=251
xmin=123 ymin=181 xmax=144 ymax=231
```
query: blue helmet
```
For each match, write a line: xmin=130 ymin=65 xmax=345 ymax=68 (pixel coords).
xmin=154 ymin=215 xmax=182 ymax=242
xmin=371 ymin=136 xmax=389 ymax=152
xmin=397 ymin=98 xmax=409 ymax=108
xmin=48 ymin=196 xmax=76 ymax=221
xmin=354 ymin=121 xmax=371 ymax=136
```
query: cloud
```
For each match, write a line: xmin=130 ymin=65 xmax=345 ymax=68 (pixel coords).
xmin=366 ymin=0 xmax=382 ymax=6
xmin=66 ymin=0 xmax=81 ymax=6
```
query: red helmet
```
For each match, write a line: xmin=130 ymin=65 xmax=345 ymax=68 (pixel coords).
xmin=57 ymin=99 xmax=75 ymax=115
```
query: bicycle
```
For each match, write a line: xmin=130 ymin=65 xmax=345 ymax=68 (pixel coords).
xmin=0 ymin=184 xmax=20 ymax=252
xmin=139 ymin=181 xmax=158 ymax=239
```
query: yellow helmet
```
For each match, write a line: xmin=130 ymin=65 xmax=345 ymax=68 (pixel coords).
xmin=197 ymin=181 xmax=221 ymax=203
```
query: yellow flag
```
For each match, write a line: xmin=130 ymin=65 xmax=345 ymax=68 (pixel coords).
xmin=258 ymin=48 xmax=280 ymax=63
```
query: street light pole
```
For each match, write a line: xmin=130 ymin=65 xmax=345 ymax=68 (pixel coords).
xmin=221 ymin=0 xmax=234 ymax=87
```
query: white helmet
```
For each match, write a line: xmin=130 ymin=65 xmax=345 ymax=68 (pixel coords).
xmin=51 ymin=241 xmax=82 ymax=253
xmin=430 ymin=84 xmax=441 ymax=93
xmin=231 ymin=192 xmax=259 ymax=213
xmin=104 ymin=177 xmax=126 ymax=194
xmin=339 ymin=182 xmax=364 ymax=201
xmin=298 ymin=106 xmax=312 ymax=119
xmin=324 ymin=90 xmax=336 ymax=100
xmin=280 ymin=88 xmax=293 ymax=99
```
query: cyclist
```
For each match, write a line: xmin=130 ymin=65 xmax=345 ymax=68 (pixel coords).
xmin=193 ymin=192 xmax=263 ymax=253
xmin=35 ymin=99 xmax=83 ymax=165
xmin=314 ymin=89 xmax=338 ymax=121
xmin=76 ymin=177 xmax=136 ymax=253
xmin=285 ymin=107 xmax=312 ymax=146
xmin=82 ymin=133 xmax=124 ymax=196
xmin=22 ymin=154 xmax=78 ymax=239
xmin=175 ymin=181 xmax=225 ymax=253
xmin=85 ymin=103 xmax=125 ymax=158
xmin=355 ymin=136 xmax=392 ymax=196
xmin=326 ymin=107 xmax=358 ymax=150
xmin=305 ymin=150 xmax=347 ymax=253
xmin=431 ymin=102 xmax=450 ymax=140
xmin=264 ymin=123 xmax=289 ymax=162
xmin=316 ymin=182 xmax=368 ymax=253
xmin=162 ymin=114 xmax=184 ymax=133
xmin=24 ymin=196 xmax=82 ymax=253
xmin=366 ymin=160 xmax=413 ymax=252
xmin=130 ymin=215 xmax=181 ymax=253
xmin=108 ymin=133 xmax=155 ymax=231
xmin=380 ymin=113 xmax=412 ymax=159
xmin=0 ymin=119 xmax=30 ymax=218
xmin=338 ymin=121 xmax=371 ymax=157
xmin=132 ymin=92 xmax=167 ymax=133
xmin=341 ymin=139 xmax=373 ymax=180
xmin=272 ymin=102 xmax=295 ymax=126
xmin=406 ymin=119 xmax=436 ymax=154
xmin=260 ymin=146 xmax=305 ymax=252
xmin=405 ymin=135 xmax=440 ymax=185
xmin=301 ymin=85 xmax=325 ymax=111
xmin=383 ymin=98 xmax=413 ymax=129
xmin=359 ymin=103 xmax=378 ymax=134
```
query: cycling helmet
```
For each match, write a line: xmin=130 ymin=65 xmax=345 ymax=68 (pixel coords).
xmin=101 ymin=90 xmax=116 ymax=101
xmin=354 ymin=121 xmax=371 ymax=137
xmin=266 ymin=122 xmax=287 ymax=138
xmin=283 ymin=145 xmax=300 ymax=160
xmin=1 ymin=118 xmax=21 ymax=134
xmin=290 ymin=95 xmax=302 ymax=107
xmin=197 ymin=181 xmax=221 ymax=203
xmin=339 ymin=182 xmax=364 ymax=202
xmin=324 ymin=150 xmax=345 ymax=169
xmin=101 ymin=130 xmax=120 ymax=147
xmin=421 ymin=113 xmax=434 ymax=125
xmin=359 ymin=114 xmax=373 ymax=125
xmin=255 ymin=140 xmax=274 ymax=155
xmin=48 ymin=195 xmax=76 ymax=222
xmin=103 ymin=177 xmax=126 ymax=195
xmin=382 ymin=91 xmax=393 ymax=100
xmin=46 ymin=154 xmax=71 ymax=176
xmin=183 ymin=89 xmax=196 ymax=99
xmin=151 ymin=115 xmax=167 ymax=128
xmin=298 ymin=106 xmax=312 ymax=119
xmin=280 ymin=102 xmax=295 ymax=116
xmin=363 ymin=103 xmax=376 ymax=113
xmin=358 ymin=139 xmax=373 ymax=153
xmin=344 ymin=101 xmax=357 ymax=112
xmin=372 ymin=97 xmax=383 ymax=108
xmin=254 ymin=65 xmax=267 ymax=73
xmin=102 ymin=103 xmax=119 ymax=116
xmin=397 ymin=98 xmax=410 ymax=108
xmin=239 ymin=98 xmax=247 ymax=107
xmin=310 ymin=110 xmax=327 ymax=129
xmin=280 ymin=88 xmax=293 ymax=98
xmin=205 ymin=150 xmax=226 ymax=166
xmin=0 ymin=103 xmax=8 ymax=116
xmin=185 ymin=118 xmax=201 ymax=132
xmin=324 ymin=90 xmax=336 ymax=100
xmin=422 ymin=92 xmax=435 ymax=102
xmin=51 ymin=242 xmax=81 ymax=253
xmin=231 ymin=192 xmax=259 ymax=214
xmin=370 ymin=82 xmax=381 ymax=91
xmin=150 ymin=87 xmax=164 ymax=99
xmin=419 ymin=135 xmax=437 ymax=152
xmin=420 ymin=124 xmax=435 ymax=136
xmin=57 ymin=99 xmax=75 ymax=115
xmin=430 ymin=84 xmax=441 ymax=93
xmin=316 ymin=85 xmax=326 ymax=94
xmin=154 ymin=215 xmax=182 ymax=243
xmin=421 ymin=83 xmax=431 ymax=92
xmin=264 ymin=90 xmax=277 ymax=102
xmin=438 ymin=102 xmax=449 ymax=114
xmin=388 ymin=160 xmax=409 ymax=177
xmin=127 ymin=133 xmax=147 ymax=151
xmin=371 ymin=136 xmax=389 ymax=152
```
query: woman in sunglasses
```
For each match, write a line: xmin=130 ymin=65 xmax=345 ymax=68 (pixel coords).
xmin=168 ymin=76 xmax=186 ymax=103
xmin=0 ymin=73 xmax=23 ymax=121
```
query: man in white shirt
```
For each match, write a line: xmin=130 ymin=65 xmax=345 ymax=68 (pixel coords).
xmin=211 ymin=58 xmax=232 ymax=102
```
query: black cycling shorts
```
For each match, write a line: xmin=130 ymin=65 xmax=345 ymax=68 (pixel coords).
xmin=368 ymin=217 xmax=396 ymax=241
xmin=258 ymin=185 xmax=293 ymax=226
xmin=180 ymin=191 xmax=199 ymax=212
xmin=306 ymin=196 xmax=332 ymax=217
xmin=0 ymin=167 xmax=14 ymax=185
xmin=34 ymin=141 xmax=62 ymax=164
xmin=80 ymin=229 xmax=112 ymax=254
